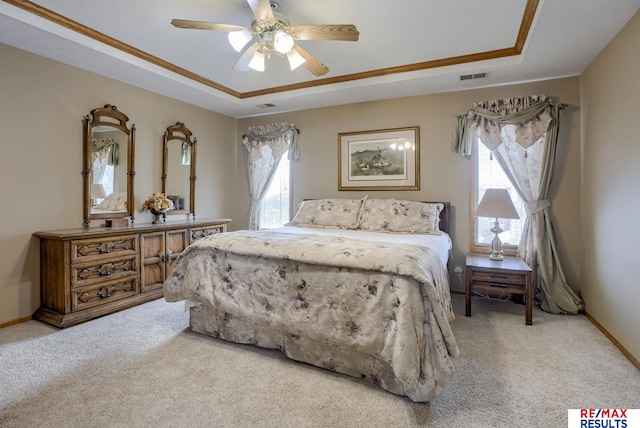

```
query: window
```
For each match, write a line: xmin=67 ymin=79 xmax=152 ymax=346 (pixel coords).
xmin=471 ymin=140 xmax=526 ymax=254
xmin=101 ymin=164 xmax=115 ymax=195
xmin=259 ymin=152 xmax=291 ymax=229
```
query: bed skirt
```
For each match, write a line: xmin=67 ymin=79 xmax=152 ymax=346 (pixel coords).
xmin=189 ymin=302 xmax=454 ymax=402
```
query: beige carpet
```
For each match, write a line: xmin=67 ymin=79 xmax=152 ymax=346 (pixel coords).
xmin=1 ymin=294 xmax=639 ymax=428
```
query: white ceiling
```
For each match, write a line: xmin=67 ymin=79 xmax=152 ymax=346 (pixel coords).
xmin=1 ymin=0 xmax=639 ymax=118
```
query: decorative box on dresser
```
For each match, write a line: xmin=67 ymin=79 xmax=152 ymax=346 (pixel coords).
xmin=34 ymin=218 xmax=231 ymax=328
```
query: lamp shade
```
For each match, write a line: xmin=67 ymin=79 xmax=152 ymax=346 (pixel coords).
xmin=475 ymin=189 xmax=519 ymax=219
xmin=286 ymin=49 xmax=306 ymax=70
xmin=91 ymin=183 xmax=108 ymax=199
xmin=228 ymin=29 xmax=252 ymax=52
xmin=274 ymin=30 xmax=294 ymax=54
xmin=248 ymin=50 xmax=265 ymax=72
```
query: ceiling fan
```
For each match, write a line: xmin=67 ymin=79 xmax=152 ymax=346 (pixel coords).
xmin=171 ymin=0 xmax=359 ymax=77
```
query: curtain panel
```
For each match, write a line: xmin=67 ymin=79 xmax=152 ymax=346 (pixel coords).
xmin=453 ymin=95 xmax=584 ymax=315
xmin=242 ymin=123 xmax=299 ymax=230
xmin=90 ymin=137 xmax=118 ymax=185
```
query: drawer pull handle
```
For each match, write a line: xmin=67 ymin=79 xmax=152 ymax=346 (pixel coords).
xmin=489 ymin=283 xmax=508 ymax=288
xmin=97 ymin=264 xmax=115 ymax=276
xmin=98 ymin=242 xmax=115 ymax=254
xmin=160 ymin=250 xmax=173 ymax=264
xmin=97 ymin=285 xmax=116 ymax=298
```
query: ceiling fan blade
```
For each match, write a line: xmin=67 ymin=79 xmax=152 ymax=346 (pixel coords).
xmin=290 ymin=25 xmax=359 ymax=41
xmin=171 ymin=19 xmax=246 ymax=32
xmin=233 ymin=44 xmax=258 ymax=71
xmin=246 ymin=0 xmax=275 ymax=21
xmin=292 ymin=44 xmax=329 ymax=76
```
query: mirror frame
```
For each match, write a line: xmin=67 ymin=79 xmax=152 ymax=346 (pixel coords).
xmin=83 ymin=104 xmax=135 ymax=228
xmin=162 ymin=122 xmax=197 ymax=219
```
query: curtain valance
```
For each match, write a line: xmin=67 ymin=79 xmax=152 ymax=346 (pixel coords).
xmin=453 ymin=95 xmax=556 ymax=156
xmin=242 ymin=122 xmax=300 ymax=160
xmin=91 ymin=137 xmax=119 ymax=166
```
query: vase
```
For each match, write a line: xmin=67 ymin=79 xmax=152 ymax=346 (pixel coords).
xmin=150 ymin=208 xmax=167 ymax=224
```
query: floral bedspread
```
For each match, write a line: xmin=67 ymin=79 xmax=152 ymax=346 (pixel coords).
xmin=164 ymin=230 xmax=459 ymax=401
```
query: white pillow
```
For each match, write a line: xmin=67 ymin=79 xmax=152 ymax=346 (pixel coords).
xmin=359 ymin=199 xmax=443 ymax=234
xmin=285 ymin=198 xmax=365 ymax=229
xmin=96 ymin=192 xmax=127 ymax=211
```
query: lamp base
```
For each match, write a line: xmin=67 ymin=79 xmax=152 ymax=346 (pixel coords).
xmin=489 ymin=218 xmax=504 ymax=261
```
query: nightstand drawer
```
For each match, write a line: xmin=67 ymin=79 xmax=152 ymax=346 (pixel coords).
xmin=471 ymin=281 xmax=526 ymax=294
xmin=471 ymin=271 xmax=526 ymax=285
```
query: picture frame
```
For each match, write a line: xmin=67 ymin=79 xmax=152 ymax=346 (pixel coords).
xmin=338 ymin=126 xmax=420 ymax=190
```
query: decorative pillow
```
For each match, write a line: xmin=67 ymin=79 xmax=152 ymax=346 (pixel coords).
xmin=96 ymin=192 xmax=127 ymax=211
xmin=359 ymin=199 xmax=443 ymax=234
xmin=285 ymin=198 xmax=365 ymax=229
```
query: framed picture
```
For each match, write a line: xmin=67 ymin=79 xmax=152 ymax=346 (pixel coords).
xmin=338 ymin=126 xmax=420 ymax=190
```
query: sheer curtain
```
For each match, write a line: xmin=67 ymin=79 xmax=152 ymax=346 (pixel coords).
xmin=453 ymin=95 xmax=584 ymax=314
xmin=242 ymin=123 xmax=299 ymax=230
xmin=90 ymin=137 xmax=118 ymax=185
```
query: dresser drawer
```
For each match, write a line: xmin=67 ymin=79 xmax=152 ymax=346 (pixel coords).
xmin=190 ymin=225 xmax=224 ymax=243
xmin=71 ymin=234 xmax=138 ymax=263
xmin=72 ymin=255 xmax=139 ymax=288
xmin=72 ymin=277 xmax=140 ymax=312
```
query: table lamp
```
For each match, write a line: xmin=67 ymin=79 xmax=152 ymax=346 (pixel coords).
xmin=475 ymin=188 xmax=520 ymax=261
xmin=90 ymin=183 xmax=107 ymax=207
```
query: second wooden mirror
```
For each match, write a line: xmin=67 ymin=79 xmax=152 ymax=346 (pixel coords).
xmin=162 ymin=122 xmax=197 ymax=218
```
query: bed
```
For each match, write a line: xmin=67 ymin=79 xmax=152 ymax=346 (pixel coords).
xmin=164 ymin=198 xmax=459 ymax=402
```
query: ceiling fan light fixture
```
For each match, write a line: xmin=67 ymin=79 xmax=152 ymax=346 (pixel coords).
xmin=287 ymin=49 xmax=306 ymax=70
xmin=274 ymin=30 xmax=294 ymax=54
xmin=228 ymin=29 xmax=252 ymax=52
xmin=172 ymin=0 xmax=359 ymax=77
xmin=248 ymin=50 xmax=266 ymax=71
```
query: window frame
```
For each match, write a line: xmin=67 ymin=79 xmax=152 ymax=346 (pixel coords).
xmin=469 ymin=140 xmax=518 ymax=256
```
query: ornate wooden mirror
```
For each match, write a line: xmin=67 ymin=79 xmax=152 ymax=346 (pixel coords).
xmin=162 ymin=122 xmax=196 ymax=218
xmin=83 ymin=104 xmax=135 ymax=227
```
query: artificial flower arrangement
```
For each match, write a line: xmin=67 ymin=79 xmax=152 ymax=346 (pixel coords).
xmin=141 ymin=192 xmax=174 ymax=213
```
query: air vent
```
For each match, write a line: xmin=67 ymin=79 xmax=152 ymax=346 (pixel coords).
xmin=460 ymin=72 xmax=488 ymax=81
xmin=256 ymin=103 xmax=277 ymax=109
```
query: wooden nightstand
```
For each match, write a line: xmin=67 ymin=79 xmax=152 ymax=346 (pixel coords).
xmin=465 ymin=254 xmax=533 ymax=325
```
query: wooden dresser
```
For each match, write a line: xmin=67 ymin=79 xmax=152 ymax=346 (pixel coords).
xmin=33 ymin=218 xmax=231 ymax=328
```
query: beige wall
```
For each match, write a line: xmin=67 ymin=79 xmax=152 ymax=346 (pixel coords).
xmin=580 ymin=11 xmax=640 ymax=361
xmin=237 ymin=77 xmax=583 ymax=297
xmin=0 ymin=43 xmax=238 ymax=325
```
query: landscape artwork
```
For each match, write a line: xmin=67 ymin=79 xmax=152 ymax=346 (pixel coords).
xmin=347 ymin=137 xmax=408 ymax=181
xmin=338 ymin=126 xmax=419 ymax=190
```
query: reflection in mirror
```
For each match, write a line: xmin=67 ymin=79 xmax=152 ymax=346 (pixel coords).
xmin=162 ymin=122 xmax=196 ymax=219
xmin=90 ymin=128 xmax=128 ymax=212
xmin=83 ymin=105 xmax=135 ymax=227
